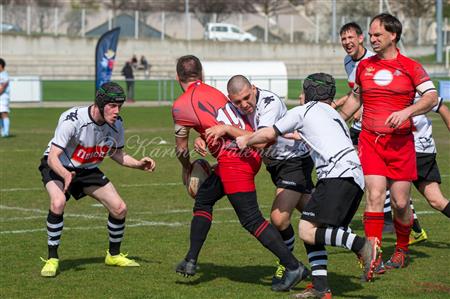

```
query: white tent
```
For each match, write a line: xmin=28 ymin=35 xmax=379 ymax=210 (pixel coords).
xmin=202 ymin=61 xmax=288 ymax=99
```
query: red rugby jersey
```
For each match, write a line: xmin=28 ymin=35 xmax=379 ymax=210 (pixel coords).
xmin=172 ymin=81 xmax=257 ymax=160
xmin=355 ymin=51 xmax=431 ymax=134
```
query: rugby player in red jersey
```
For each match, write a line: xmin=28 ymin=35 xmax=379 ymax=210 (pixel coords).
xmin=339 ymin=13 xmax=438 ymax=270
xmin=172 ymin=55 xmax=308 ymax=292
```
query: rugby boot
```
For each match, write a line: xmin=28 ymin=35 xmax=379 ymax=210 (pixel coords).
xmin=291 ymin=283 xmax=332 ymax=299
xmin=409 ymin=229 xmax=428 ymax=245
xmin=271 ymin=262 xmax=309 ymax=292
xmin=175 ymin=259 xmax=197 ymax=277
xmin=40 ymin=257 xmax=59 ymax=277
xmin=357 ymin=237 xmax=380 ymax=282
xmin=373 ymin=256 xmax=386 ymax=275
xmin=385 ymin=248 xmax=409 ymax=269
xmin=272 ymin=260 xmax=286 ymax=284
xmin=105 ymin=250 xmax=140 ymax=267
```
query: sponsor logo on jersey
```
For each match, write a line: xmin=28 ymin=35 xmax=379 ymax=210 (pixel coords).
xmin=393 ymin=69 xmax=402 ymax=76
xmin=72 ymin=144 xmax=110 ymax=164
xmin=373 ymin=69 xmax=393 ymax=86
xmin=263 ymin=96 xmax=275 ymax=108
xmin=64 ymin=109 xmax=79 ymax=122
xmin=364 ymin=66 xmax=375 ymax=76
xmin=302 ymin=211 xmax=315 ymax=217
xmin=281 ymin=180 xmax=297 ymax=186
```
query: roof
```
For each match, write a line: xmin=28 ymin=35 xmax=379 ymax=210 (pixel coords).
xmin=86 ymin=13 xmax=167 ymax=39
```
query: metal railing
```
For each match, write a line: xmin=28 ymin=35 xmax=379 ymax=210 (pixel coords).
xmin=1 ymin=3 xmax=447 ymax=46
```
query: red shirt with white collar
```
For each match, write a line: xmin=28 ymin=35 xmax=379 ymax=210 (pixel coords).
xmin=355 ymin=50 xmax=435 ymax=134
xmin=172 ymin=80 xmax=261 ymax=194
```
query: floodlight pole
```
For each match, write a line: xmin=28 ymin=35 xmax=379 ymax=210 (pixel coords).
xmin=437 ymin=0 xmax=443 ymax=63
xmin=185 ymin=0 xmax=190 ymax=41
xmin=331 ymin=0 xmax=336 ymax=43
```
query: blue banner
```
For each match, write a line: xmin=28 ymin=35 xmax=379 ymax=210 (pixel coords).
xmin=95 ymin=27 xmax=120 ymax=91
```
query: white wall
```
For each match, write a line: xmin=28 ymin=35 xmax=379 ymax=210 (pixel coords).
xmin=203 ymin=61 xmax=287 ymax=99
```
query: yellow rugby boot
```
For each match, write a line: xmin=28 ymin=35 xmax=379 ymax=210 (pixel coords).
xmin=105 ymin=250 xmax=140 ymax=267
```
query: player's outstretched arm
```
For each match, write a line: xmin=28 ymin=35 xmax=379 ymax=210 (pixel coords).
xmin=236 ymin=127 xmax=277 ymax=149
xmin=205 ymin=124 xmax=250 ymax=145
xmin=331 ymin=92 xmax=350 ymax=109
xmin=438 ymin=103 xmax=450 ymax=132
xmin=110 ymin=148 xmax=156 ymax=172
xmin=339 ymin=89 xmax=361 ymax=121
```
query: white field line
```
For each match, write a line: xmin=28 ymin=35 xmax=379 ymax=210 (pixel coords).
xmin=0 ymin=202 xmax=439 ymax=235
xmin=0 ymin=182 xmax=182 ymax=192
xmin=0 ymin=205 xmax=144 ymax=222
xmin=3 ymin=175 xmax=450 ymax=192
xmin=0 ymin=205 xmax=262 ymax=221
xmin=0 ymin=216 xmax=43 ymax=221
xmin=133 ymin=207 xmax=239 ymax=215
xmin=0 ymin=219 xmax=242 ymax=235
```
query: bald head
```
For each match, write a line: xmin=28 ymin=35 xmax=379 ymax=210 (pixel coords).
xmin=227 ymin=75 xmax=257 ymax=115
xmin=227 ymin=75 xmax=252 ymax=95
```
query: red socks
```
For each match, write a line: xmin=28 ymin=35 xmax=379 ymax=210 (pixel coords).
xmin=394 ymin=217 xmax=413 ymax=251
xmin=363 ymin=212 xmax=384 ymax=246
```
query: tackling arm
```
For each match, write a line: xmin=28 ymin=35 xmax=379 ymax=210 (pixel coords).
xmin=236 ymin=127 xmax=277 ymax=149
xmin=205 ymin=124 xmax=269 ymax=149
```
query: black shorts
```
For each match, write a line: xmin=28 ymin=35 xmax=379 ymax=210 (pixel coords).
xmin=350 ymin=127 xmax=361 ymax=146
xmin=38 ymin=157 xmax=110 ymax=200
xmin=301 ymin=178 xmax=363 ymax=227
xmin=194 ymin=172 xmax=225 ymax=211
xmin=413 ymin=153 xmax=441 ymax=188
xmin=265 ymin=156 xmax=314 ymax=194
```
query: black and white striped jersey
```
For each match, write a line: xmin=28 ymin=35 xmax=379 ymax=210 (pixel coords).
xmin=274 ymin=101 xmax=364 ymax=190
xmin=249 ymin=88 xmax=310 ymax=160
xmin=412 ymin=97 xmax=444 ymax=154
xmin=43 ymin=106 xmax=124 ymax=169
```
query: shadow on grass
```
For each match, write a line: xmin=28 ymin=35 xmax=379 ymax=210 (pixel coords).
xmin=59 ymin=256 xmax=105 ymax=272
xmin=327 ymin=272 xmax=379 ymax=299
xmin=175 ymin=263 xmax=379 ymax=298
xmin=59 ymin=255 xmax=156 ymax=272
xmin=174 ymin=263 xmax=273 ymax=286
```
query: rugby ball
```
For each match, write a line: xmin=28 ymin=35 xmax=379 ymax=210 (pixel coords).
xmin=187 ymin=159 xmax=212 ymax=199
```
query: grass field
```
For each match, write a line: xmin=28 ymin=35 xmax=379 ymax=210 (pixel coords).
xmin=42 ymin=78 xmax=449 ymax=102
xmin=0 ymin=105 xmax=449 ymax=299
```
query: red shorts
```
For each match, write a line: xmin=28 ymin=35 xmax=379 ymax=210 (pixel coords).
xmin=216 ymin=150 xmax=262 ymax=194
xmin=358 ymin=130 xmax=417 ymax=181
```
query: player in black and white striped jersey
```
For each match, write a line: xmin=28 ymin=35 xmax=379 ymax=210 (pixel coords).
xmin=237 ymin=73 xmax=380 ymax=298
xmin=38 ymin=82 xmax=156 ymax=277
xmin=226 ymin=75 xmax=314 ymax=284
xmin=197 ymin=75 xmax=314 ymax=284
xmin=408 ymin=96 xmax=450 ymax=244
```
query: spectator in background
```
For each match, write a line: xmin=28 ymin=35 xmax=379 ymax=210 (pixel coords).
xmin=139 ymin=55 xmax=150 ymax=79
xmin=121 ymin=61 xmax=135 ymax=103
xmin=131 ymin=55 xmax=138 ymax=69
xmin=0 ymin=58 xmax=10 ymax=137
